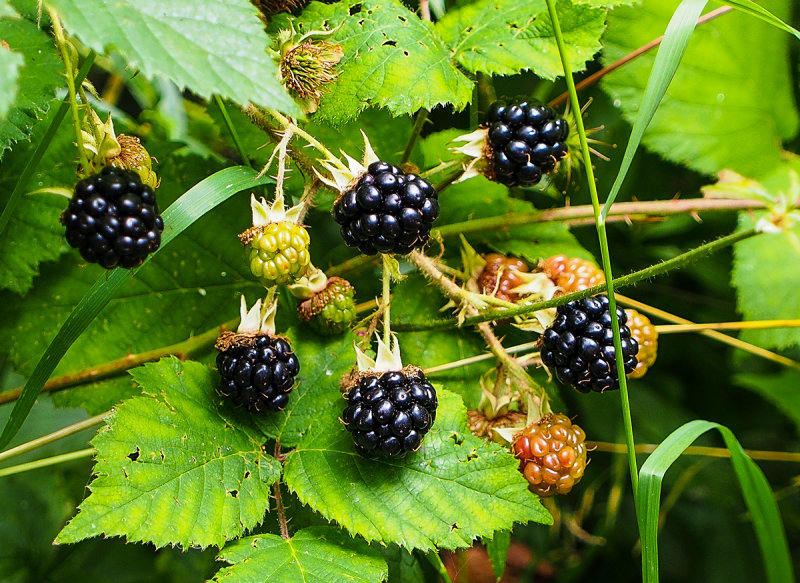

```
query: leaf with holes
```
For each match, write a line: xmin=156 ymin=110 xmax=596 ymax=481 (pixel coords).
xmin=47 ymin=0 xmax=298 ymax=114
xmin=0 ymin=31 xmax=23 ymax=119
xmin=436 ymin=0 xmax=607 ymax=79
xmin=269 ymin=0 xmax=472 ymax=124
xmin=212 ymin=527 xmax=387 ymax=583
xmin=56 ymin=358 xmax=281 ymax=549
xmin=283 ymin=388 xmax=550 ymax=551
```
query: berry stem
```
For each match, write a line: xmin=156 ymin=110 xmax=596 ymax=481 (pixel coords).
xmin=266 ymin=109 xmax=347 ymax=171
xmin=51 ymin=11 xmax=90 ymax=175
xmin=589 ymin=441 xmax=800 ymax=463
xmin=242 ymin=104 xmax=317 ymax=177
xmin=548 ymin=6 xmax=733 ymax=108
xmin=656 ymin=319 xmax=800 ymax=334
xmin=0 ymin=412 xmax=108 ymax=464
xmin=381 ymin=255 xmax=392 ymax=346
xmin=401 ymin=109 xmax=429 ymax=165
xmin=215 ymin=95 xmax=252 ymax=169
xmin=424 ymin=341 xmax=540 ymax=374
xmin=273 ymin=440 xmax=291 ymax=540
xmin=0 ymin=448 xmax=95 ymax=478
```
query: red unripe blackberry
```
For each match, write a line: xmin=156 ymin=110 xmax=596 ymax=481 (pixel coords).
xmin=625 ymin=309 xmax=658 ymax=379
xmin=540 ymin=254 xmax=605 ymax=294
xmin=540 ymin=295 xmax=638 ymax=393
xmin=333 ymin=161 xmax=439 ymax=255
xmin=341 ymin=366 xmax=438 ymax=457
xmin=62 ymin=166 xmax=164 ymax=269
xmin=215 ymin=331 xmax=300 ymax=412
xmin=476 ymin=253 xmax=530 ymax=303
xmin=513 ymin=413 xmax=588 ymax=496
xmin=485 ymin=98 xmax=569 ymax=187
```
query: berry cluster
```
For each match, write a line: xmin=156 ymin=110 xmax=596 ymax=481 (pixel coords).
xmin=333 ymin=161 xmax=439 ymax=255
xmin=241 ymin=222 xmax=311 ymax=287
xmin=216 ymin=332 xmax=300 ymax=412
xmin=297 ymin=276 xmax=357 ymax=334
xmin=540 ymin=295 xmax=638 ymax=393
xmin=625 ymin=309 xmax=658 ymax=379
xmin=62 ymin=166 xmax=164 ymax=269
xmin=342 ymin=367 xmax=438 ymax=457
xmin=486 ymin=99 xmax=569 ymax=187
xmin=477 ymin=253 xmax=530 ymax=303
xmin=540 ymin=254 xmax=605 ymax=295
xmin=513 ymin=413 xmax=588 ymax=496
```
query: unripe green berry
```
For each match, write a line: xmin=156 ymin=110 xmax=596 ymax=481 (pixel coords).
xmin=242 ymin=222 xmax=311 ymax=287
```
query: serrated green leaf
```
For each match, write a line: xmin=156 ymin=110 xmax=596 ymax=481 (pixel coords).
xmin=436 ymin=0 xmax=606 ymax=79
xmin=383 ymin=547 xmax=428 ymax=583
xmin=284 ymin=388 xmax=550 ymax=551
xmin=485 ymin=530 xmax=510 ymax=581
xmin=213 ymin=527 xmax=388 ymax=583
xmin=56 ymin=358 xmax=280 ymax=549
xmin=47 ymin=0 xmax=298 ymax=114
xmin=601 ymin=0 xmax=798 ymax=178
xmin=734 ymin=370 xmax=800 ymax=433
xmin=0 ymin=15 xmax=63 ymax=155
xmin=0 ymin=37 xmax=23 ymax=119
xmin=254 ymin=327 xmax=357 ymax=448
xmin=272 ymin=0 xmax=472 ymax=124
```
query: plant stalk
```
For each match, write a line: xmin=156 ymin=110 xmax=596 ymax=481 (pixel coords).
xmin=401 ymin=109 xmax=429 ymax=164
xmin=382 ymin=255 xmax=392 ymax=345
xmin=0 ymin=413 xmax=108 ymax=463
xmin=215 ymin=95 xmax=252 ymax=168
xmin=656 ymin=319 xmax=800 ymax=334
xmin=590 ymin=441 xmax=800 ymax=462
xmin=0 ymin=448 xmax=95 ymax=478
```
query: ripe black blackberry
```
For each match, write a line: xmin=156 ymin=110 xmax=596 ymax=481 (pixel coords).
xmin=540 ymin=295 xmax=638 ymax=393
xmin=216 ymin=332 xmax=300 ymax=412
xmin=342 ymin=367 xmax=438 ymax=457
xmin=485 ymin=98 xmax=569 ymax=187
xmin=332 ymin=161 xmax=439 ymax=255
xmin=62 ymin=166 xmax=164 ymax=269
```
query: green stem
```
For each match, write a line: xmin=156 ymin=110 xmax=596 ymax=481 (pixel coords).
xmin=0 ymin=51 xmax=95 ymax=238
xmin=420 ymin=551 xmax=453 ymax=583
xmin=394 ymin=228 xmax=758 ymax=331
xmin=215 ymin=95 xmax=252 ymax=168
xmin=0 ymin=413 xmax=107 ymax=464
xmin=0 ymin=448 xmax=95 ymax=478
xmin=382 ymin=255 xmax=392 ymax=346
xmin=51 ymin=13 xmax=89 ymax=174
xmin=546 ymin=0 xmax=639 ymax=504
xmin=401 ymin=109 xmax=429 ymax=165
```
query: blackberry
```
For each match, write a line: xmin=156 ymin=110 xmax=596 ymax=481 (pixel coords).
xmin=297 ymin=276 xmax=357 ymax=334
xmin=341 ymin=367 xmax=438 ymax=457
xmin=540 ymin=254 xmax=605 ymax=295
xmin=62 ymin=166 xmax=164 ymax=269
xmin=625 ymin=309 xmax=658 ymax=379
xmin=513 ymin=413 xmax=588 ymax=496
xmin=240 ymin=222 xmax=311 ymax=287
xmin=215 ymin=331 xmax=300 ymax=412
xmin=485 ymin=98 xmax=569 ymax=187
xmin=333 ymin=161 xmax=439 ymax=255
xmin=477 ymin=253 xmax=530 ymax=303
xmin=540 ymin=295 xmax=638 ymax=393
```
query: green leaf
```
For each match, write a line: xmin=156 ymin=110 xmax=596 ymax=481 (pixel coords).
xmin=485 ymin=530 xmax=510 ymax=581
xmin=732 ymin=214 xmax=800 ymax=350
xmin=56 ymin=358 xmax=280 ymax=549
xmin=47 ymin=0 xmax=298 ymax=114
xmin=283 ymin=388 xmax=550 ymax=551
xmin=0 ymin=166 xmax=271 ymax=450
xmin=601 ymin=0 xmax=798 ymax=183
xmin=0 ymin=1 xmax=18 ymax=17
xmin=638 ymin=420 xmax=794 ymax=583
xmin=0 ymin=15 xmax=63 ymax=155
xmin=213 ymin=527 xmax=388 ymax=583
xmin=734 ymin=370 xmax=800 ymax=433
xmin=0 ymin=34 xmax=23 ymax=119
xmin=273 ymin=0 xmax=473 ymax=124
xmin=436 ymin=0 xmax=606 ymax=79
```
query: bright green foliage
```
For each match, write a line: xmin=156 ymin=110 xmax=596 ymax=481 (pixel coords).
xmin=733 ymin=214 xmax=800 ymax=350
xmin=47 ymin=0 xmax=299 ymax=115
xmin=0 ymin=32 xmax=23 ymax=119
xmin=213 ymin=527 xmax=388 ymax=583
xmin=0 ymin=108 xmax=75 ymax=294
xmin=254 ymin=327 xmax=357 ymax=448
xmin=0 ymin=1 xmax=18 ymax=17
xmin=436 ymin=0 xmax=606 ymax=79
xmin=0 ymin=15 xmax=63 ymax=155
xmin=601 ymin=0 xmax=798 ymax=179
xmin=735 ymin=370 xmax=800 ymax=433
xmin=284 ymin=389 xmax=551 ymax=551
xmin=271 ymin=0 xmax=473 ymax=124
xmin=56 ymin=358 xmax=281 ymax=549
xmin=485 ymin=530 xmax=511 ymax=580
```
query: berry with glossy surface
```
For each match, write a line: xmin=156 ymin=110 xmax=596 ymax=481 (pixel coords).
xmin=242 ymin=222 xmax=311 ymax=286
xmin=486 ymin=99 xmax=569 ymax=187
xmin=216 ymin=332 xmax=300 ymax=412
xmin=333 ymin=161 xmax=439 ymax=255
xmin=62 ymin=166 xmax=164 ymax=269
xmin=540 ymin=254 xmax=605 ymax=294
xmin=297 ymin=277 xmax=357 ymax=334
xmin=477 ymin=253 xmax=530 ymax=303
xmin=341 ymin=367 xmax=438 ymax=457
xmin=513 ymin=413 xmax=588 ymax=496
xmin=540 ymin=295 xmax=639 ymax=393
xmin=625 ymin=309 xmax=658 ymax=379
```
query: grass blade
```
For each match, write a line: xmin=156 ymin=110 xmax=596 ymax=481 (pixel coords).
xmin=0 ymin=166 xmax=271 ymax=450
xmin=719 ymin=0 xmax=800 ymax=39
xmin=639 ymin=420 xmax=794 ymax=583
